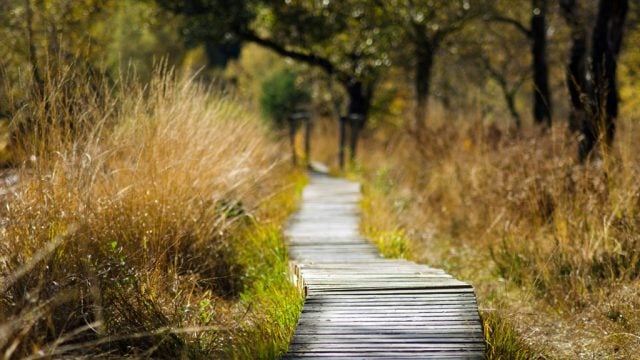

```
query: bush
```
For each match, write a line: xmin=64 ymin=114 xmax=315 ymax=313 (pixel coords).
xmin=259 ymin=68 xmax=310 ymax=128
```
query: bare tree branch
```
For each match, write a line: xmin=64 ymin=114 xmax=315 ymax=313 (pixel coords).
xmin=486 ymin=15 xmax=532 ymax=38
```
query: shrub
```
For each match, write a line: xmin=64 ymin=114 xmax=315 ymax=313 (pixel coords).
xmin=0 ymin=66 xmax=302 ymax=358
xmin=259 ymin=68 xmax=310 ymax=128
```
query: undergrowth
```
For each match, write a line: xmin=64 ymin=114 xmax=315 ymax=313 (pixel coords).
xmin=0 ymin=65 xmax=303 ymax=359
xmin=318 ymin=109 xmax=640 ymax=358
xmin=482 ymin=310 xmax=539 ymax=360
xmin=360 ymin=168 xmax=411 ymax=259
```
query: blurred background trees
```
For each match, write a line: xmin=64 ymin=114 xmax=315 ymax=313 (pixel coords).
xmin=485 ymin=0 xmax=556 ymax=129
xmin=0 ymin=0 xmax=637 ymax=164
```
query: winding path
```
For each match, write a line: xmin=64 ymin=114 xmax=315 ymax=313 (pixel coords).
xmin=284 ymin=172 xmax=485 ymax=359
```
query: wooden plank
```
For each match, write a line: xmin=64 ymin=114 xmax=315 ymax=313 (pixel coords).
xmin=304 ymin=292 xmax=478 ymax=297
xmin=302 ymin=302 xmax=479 ymax=307
xmin=302 ymin=270 xmax=450 ymax=275
xmin=291 ymin=332 xmax=485 ymax=338
xmin=305 ymin=288 xmax=476 ymax=295
xmin=299 ymin=303 xmax=481 ymax=310
xmin=283 ymin=352 xmax=483 ymax=359
xmin=295 ymin=323 xmax=484 ymax=329
xmin=306 ymin=285 xmax=474 ymax=291
xmin=300 ymin=309 xmax=480 ymax=315
xmin=283 ymin=356 xmax=483 ymax=360
xmin=302 ymin=276 xmax=456 ymax=281
xmin=297 ymin=310 xmax=481 ymax=316
xmin=290 ymin=338 xmax=483 ymax=345
xmin=306 ymin=285 xmax=473 ymax=292
xmin=292 ymin=326 xmax=483 ymax=331
xmin=288 ymin=343 xmax=486 ymax=351
xmin=290 ymin=339 xmax=483 ymax=345
xmin=304 ymin=295 xmax=478 ymax=300
xmin=305 ymin=296 xmax=476 ymax=302
xmin=301 ymin=305 xmax=479 ymax=310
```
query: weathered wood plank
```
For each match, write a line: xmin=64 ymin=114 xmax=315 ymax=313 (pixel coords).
xmin=299 ymin=310 xmax=481 ymax=316
xmin=283 ymin=352 xmax=484 ymax=359
xmin=291 ymin=333 xmax=483 ymax=337
xmin=284 ymin=354 xmax=483 ymax=360
xmin=288 ymin=343 xmax=486 ymax=350
xmin=305 ymin=288 xmax=476 ymax=294
xmin=305 ymin=294 xmax=476 ymax=300
xmin=283 ymin=355 xmax=483 ymax=360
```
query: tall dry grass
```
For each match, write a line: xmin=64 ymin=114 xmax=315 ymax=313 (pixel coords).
xmin=349 ymin=109 xmax=640 ymax=358
xmin=0 ymin=65 xmax=302 ymax=358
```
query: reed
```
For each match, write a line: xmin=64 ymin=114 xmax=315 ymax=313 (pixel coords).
xmin=0 ymin=65 xmax=302 ymax=358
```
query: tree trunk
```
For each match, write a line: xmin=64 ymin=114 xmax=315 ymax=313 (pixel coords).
xmin=288 ymin=117 xmax=297 ymax=166
xmin=348 ymin=114 xmax=364 ymax=162
xmin=338 ymin=116 xmax=347 ymax=169
xmin=560 ymin=0 xmax=589 ymax=133
xmin=504 ymin=90 xmax=522 ymax=129
xmin=480 ymin=56 xmax=523 ymax=130
xmin=414 ymin=40 xmax=436 ymax=132
xmin=11 ymin=0 xmax=44 ymax=153
xmin=344 ymin=80 xmax=372 ymax=165
xmin=25 ymin=0 xmax=43 ymax=96
xmin=531 ymin=0 xmax=552 ymax=127
xmin=579 ymin=0 xmax=628 ymax=161
xmin=566 ymin=29 xmax=589 ymax=132
xmin=304 ymin=117 xmax=312 ymax=167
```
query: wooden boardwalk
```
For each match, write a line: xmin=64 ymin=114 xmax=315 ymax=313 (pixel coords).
xmin=284 ymin=172 xmax=485 ymax=359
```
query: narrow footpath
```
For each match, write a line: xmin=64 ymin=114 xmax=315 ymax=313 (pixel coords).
xmin=284 ymin=172 xmax=485 ymax=359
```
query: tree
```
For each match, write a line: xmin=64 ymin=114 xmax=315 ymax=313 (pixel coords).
xmin=0 ymin=0 xmax=120 ymax=149
xmin=559 ymin=0 xmax=591 ymax=132
xmin=579 ymin=0 xmax=629 ymax=160
xmin=488 ymin=0 xmax=553 ymax=127
xmin=260 ymin=68 xmax=310 ymax=165
xmin=452 ymin=22 xmax=529 ymax=130
xmin=24 ymin=0 xmax=44 ymax=97
xmin=104 ymin=1 xmax=188 ymax=81
xmin=530 ymin=0 xmax=552 ymax=128
xmin=156 ymin=0 xmax=390 ymax=167
xmin=383 ymin=0 xmax=483 ymax=132
xmin=479 ymin=43 xmax=527 ymax=129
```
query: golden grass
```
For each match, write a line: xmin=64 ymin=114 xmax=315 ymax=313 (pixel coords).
xmin=0 ymin=66 xmax=303 ymax=358
xmin=348 ymin=110 xmax=640 ymax=358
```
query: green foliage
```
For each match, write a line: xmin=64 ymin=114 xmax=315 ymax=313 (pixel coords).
xmin=0 ymin=0 xmax=190 ymax=117
xmin=223 ymin=171 xmax=307 ymax=358
xmin=158 ymin=0 xmax=395 ymax=124
xmin=229 ymin=224 xmax=304 ymax=359
xmin=155 ymin=0 xmax=257 ymax=42
xmin=102 ymin=1 xmax=187 ymax=81
xmin=360 ymin=167 xmax=412 ymax=259
xmin=259 ymin=68 xmax=310 ymax=128
xmin=262 ymin=1 xmax=393 ymax=80
xmin=223 ymin=43 xmax=286 ymax=104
